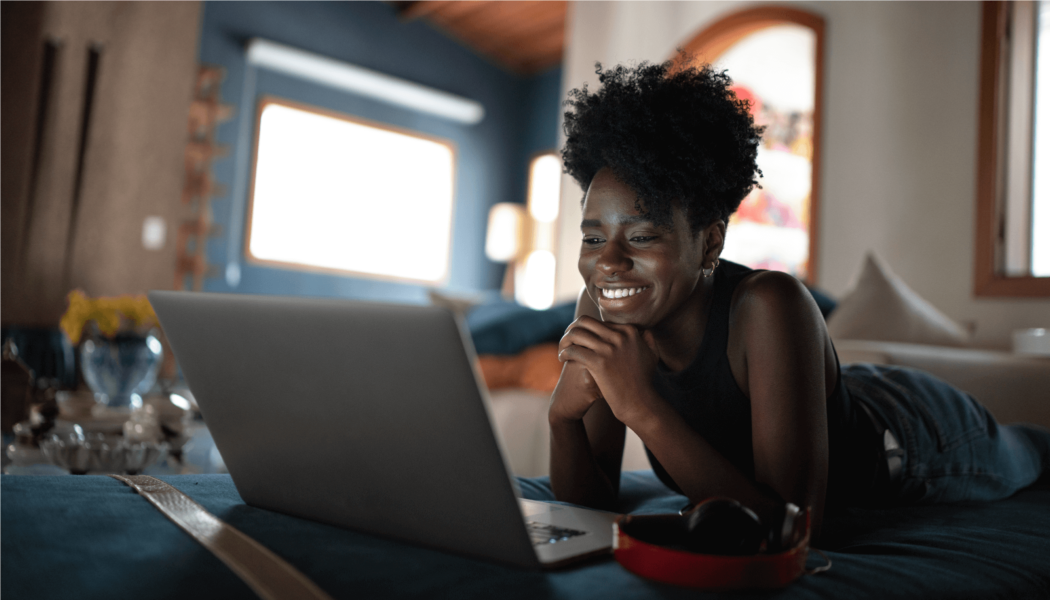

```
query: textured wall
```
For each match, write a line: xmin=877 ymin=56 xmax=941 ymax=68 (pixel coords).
xmin=1 ymin=1 xmax=201 ymax=326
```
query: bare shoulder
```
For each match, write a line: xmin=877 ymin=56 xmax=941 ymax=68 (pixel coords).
xmin=726 ymin=269 xmax=835 ymax=399
xmin=727 ymin=270 xmax=828 ymax=368
xmin=731 ymin=270 xmax=818 ymax=324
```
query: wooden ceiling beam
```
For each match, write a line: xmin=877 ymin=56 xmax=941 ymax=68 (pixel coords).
xmin=462 ymin=11 xmax=563 ymax=52
xmin=489 ymin=11 xmax=564 ymax=47
xmin=394 ymin=0 xmax=566 ymax=75
xmin=452 ymin=4 xmax=564 ymax=66
xmin=481 ymin=18 xmax=563 ymax=59
xmin=487 ymin=25 xmax=564 ymax=73
xmin=435 ymin=1 xmax=540 ymax=33
xmin=426 ymin=0 xmax=489 ymax=23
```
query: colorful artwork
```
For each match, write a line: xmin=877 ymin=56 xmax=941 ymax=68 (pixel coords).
xmin=715 ymin=25 xmax=816 ymax=281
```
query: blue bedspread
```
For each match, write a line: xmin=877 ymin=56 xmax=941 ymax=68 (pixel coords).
xmin=3 ymin=472 xmax=1049 ymax=599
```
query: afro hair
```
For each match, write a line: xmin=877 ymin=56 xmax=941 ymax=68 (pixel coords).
xmin=562 ymin=59 xmax=763 ymax=234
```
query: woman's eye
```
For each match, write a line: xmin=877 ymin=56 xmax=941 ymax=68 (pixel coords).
xmin=582 ymin=237 xmax=604 ymax=245
xmin=631 ymin=236 xmax=657 ymax=243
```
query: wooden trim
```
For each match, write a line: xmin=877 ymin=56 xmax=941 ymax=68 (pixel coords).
xmin=973 ymin=1 xmax=1050 ymax=297
xmin=808 ymin=16 xmax=825 ymax=288
xmin=677 ymin=5 xmax=826 ymax=286
xmin=679 ymin=6 xmax=825 ymax=63
xmin=243 ymin=96 xmax=458 ymax=286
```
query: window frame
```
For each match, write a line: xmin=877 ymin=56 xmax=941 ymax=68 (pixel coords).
xmin=974 ymin=1 xmax=1050 ymax=297
xmin=679 ymin=5 xmax=825 ymax=286
xmin=243 ymin=95 xmax=458 ymax=285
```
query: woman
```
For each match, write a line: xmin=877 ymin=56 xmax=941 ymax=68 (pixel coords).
xmin=548 ymin=60 xmax=1049 ymax=539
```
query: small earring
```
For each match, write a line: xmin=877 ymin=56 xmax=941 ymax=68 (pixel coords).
xmin=702 ymin=259 xmax=719 ymax=278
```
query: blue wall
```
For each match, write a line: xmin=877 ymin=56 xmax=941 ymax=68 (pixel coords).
xmin=197 ymin=1 xmax=562 ymax=303
xmin=514 ymin=66 xmax=564 ymax=204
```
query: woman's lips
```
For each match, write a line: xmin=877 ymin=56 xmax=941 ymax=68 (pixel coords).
xmin=598 ymin=285 xmax=650 ymax=300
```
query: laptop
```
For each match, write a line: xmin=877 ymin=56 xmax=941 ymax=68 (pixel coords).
xmin=149 ymin=291 xmax=618 ymax=568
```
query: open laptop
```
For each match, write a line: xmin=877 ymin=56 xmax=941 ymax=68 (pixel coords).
xmin=149 ymin=291 xmax=617 ymax=568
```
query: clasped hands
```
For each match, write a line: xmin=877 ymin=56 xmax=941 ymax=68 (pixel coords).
xmin=551 ymin=315 xmax=660 ymax=427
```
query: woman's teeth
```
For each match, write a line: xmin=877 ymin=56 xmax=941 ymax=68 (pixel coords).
xmin=601 ymin=286 xmax=648 ymax=299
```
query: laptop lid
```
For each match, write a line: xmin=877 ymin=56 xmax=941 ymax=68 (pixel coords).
xmin=149 ymin=291 xmax=540 ymax=568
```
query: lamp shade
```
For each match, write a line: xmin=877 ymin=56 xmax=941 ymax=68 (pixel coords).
xmin=485 ymin=203 xmax=526 ymax=262
xmin=516 ymin=250 xmax=556 ymax=309
xmin=527 ymin=154 xmax=562 ymax=223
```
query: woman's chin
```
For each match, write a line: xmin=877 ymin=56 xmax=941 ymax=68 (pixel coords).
xmin=598 ymin=305 xmax=651 ymax=326
xmin=594 ymin=288 xmax=659 ymax=325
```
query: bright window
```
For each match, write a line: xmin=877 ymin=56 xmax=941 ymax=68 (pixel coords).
xmin=246 ymin=99 xmax=456 ymax=283
xmin=975 ymin=1 xmax=1050 ymax=295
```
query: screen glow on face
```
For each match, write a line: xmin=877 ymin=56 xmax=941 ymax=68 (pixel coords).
xmin=248 ymin=102 xmax=455 ymax=283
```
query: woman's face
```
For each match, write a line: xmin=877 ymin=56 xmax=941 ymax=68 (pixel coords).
xmin=579 ymin=168 xmax=715 ymax=328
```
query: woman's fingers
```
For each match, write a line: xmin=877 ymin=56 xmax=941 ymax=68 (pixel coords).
xmin=570 ymin=314 xmax=610 ymax=331
xmin=558 ymin=343 xmax=599 ymax=368
xmin=572 ymin=315 xmax=645 ymax=343
xmin=559 ymin=326 xmax=610 ymax=353
xmin=565 ymin=315 xmax=623 ymax=343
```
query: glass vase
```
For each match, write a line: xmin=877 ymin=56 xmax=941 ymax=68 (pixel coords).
xmin=80 ymin=329 xmax=163 ymax=411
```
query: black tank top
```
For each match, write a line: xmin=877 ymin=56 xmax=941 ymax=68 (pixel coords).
xmin=644 ymin=260 xmax=876 ymax=508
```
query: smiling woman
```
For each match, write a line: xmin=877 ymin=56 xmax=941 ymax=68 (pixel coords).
xmin=578 ymin=169 xmax=713 ymax=331
xmin=548 ymin=58 xmax=1050 ymax=546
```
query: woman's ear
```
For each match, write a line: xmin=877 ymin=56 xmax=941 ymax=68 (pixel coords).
xmin=701 ymin=220 xmax=727 ymax=265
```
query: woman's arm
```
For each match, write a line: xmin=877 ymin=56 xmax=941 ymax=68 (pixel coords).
xmin=732 ymin=271 xmax=830 ymax=536
xmin=548 ymin=289 xmax=626 ymax=511
xmin=561 ymin=273 xmax=830 ymax=534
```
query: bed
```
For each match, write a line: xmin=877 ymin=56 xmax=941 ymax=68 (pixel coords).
xmin=6 ymin=289 xmax=1047 ymax=598
xmin=3 ymin=471 xmax=1049 ymax=599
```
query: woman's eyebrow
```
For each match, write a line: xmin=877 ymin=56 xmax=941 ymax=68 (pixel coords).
xmin=580 ymin=215 xmax=647 ymax=228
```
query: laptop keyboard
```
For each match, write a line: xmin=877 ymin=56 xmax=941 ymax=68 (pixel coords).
xmin=526 ymin=521 xmax=588 ymax=546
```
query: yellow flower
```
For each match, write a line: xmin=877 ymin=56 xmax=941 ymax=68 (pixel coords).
xmin=59 ymin=290 xmax=157 ymax=344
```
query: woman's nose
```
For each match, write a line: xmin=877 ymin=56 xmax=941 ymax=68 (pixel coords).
xmin=596 ymin=241 xmax=632 ymax=276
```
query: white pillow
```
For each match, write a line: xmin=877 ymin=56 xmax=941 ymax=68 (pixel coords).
xmin=827 ymin=253 xmax=970 ymax=347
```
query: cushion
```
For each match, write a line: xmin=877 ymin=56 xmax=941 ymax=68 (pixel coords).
xmin=477 ymin=343 xmax=561 ymax=393
xmin=468 ymin=301 xmax=576 ymax=356
xmin=827 ymin=253 xmax=969 ymax=347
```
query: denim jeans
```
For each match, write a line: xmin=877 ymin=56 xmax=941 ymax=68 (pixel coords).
xmin=842 ymin=364 xmax=1049 ymax=505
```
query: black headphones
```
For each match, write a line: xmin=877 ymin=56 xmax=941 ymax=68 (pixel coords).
xmin=682 ymin=498 xmax=803 ymax=555
xmin=621 ymin=497 xmax=804 ymax=556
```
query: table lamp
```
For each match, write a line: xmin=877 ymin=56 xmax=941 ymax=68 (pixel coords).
xmin=485 ymin=154 xmax=561 ymax=309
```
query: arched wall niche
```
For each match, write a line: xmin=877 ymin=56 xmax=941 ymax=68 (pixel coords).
xmin=676 ymin=6 xmax=826 ymax=285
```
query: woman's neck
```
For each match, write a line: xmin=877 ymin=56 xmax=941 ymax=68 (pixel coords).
xmin=649 ymin=275 xmax=716 ymax=373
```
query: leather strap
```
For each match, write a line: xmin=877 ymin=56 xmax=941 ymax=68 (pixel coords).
xmin=109 ymin=475 xmax=333 ymax=600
